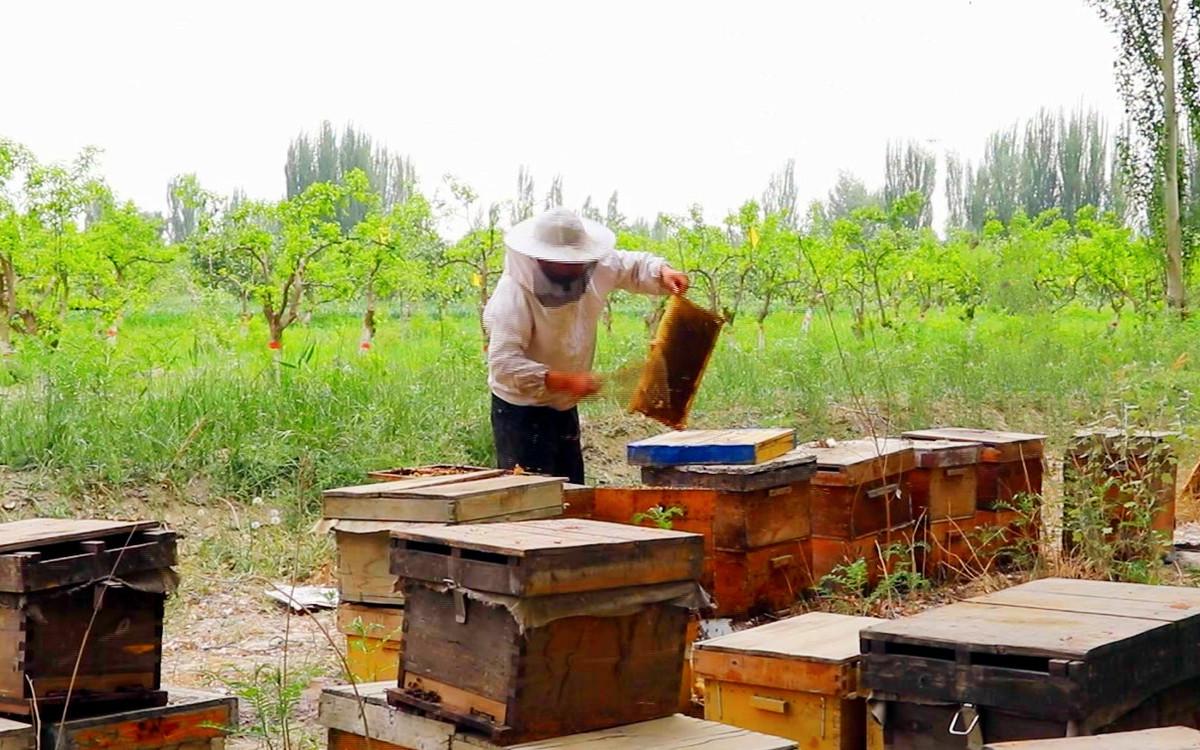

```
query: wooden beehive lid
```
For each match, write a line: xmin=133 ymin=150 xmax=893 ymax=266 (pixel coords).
xmin=366 ymin=464 xmax=496 ymax=481
xmin=1068 ymin=429 xmax=1178 ymax=458
xmin=805 ymin=438 xmax=916 ymax=485
xmin=627 ymin=429 xmax=796 ymax=467
xmin=984 ymin=726 xmax=1200 ymax=749
xmin=492 ymin=714 xmax=798 ymax=749
xmin=0 ymin=716 xmax=30 ymax=741
xmin=323 ymin=474 xmax=564 ymax=523
xmin=0 ymin=519 xmax=157 ymax=553
xmin=861 ymin=599 xmax=1168 ymax=660
xmin=970 ymin=577 xmax=1200 ymax=624
xmin=698 ymin=611 xmax=884 ymax=663
xmin=391 ymin=518 xmax=704 ymax=596
xmin=909 ymin=439 xmax=982 ymax=468
xmin=639 ymin=448 xmax=817 ymax=492
xmin=694 ymin=612 xmax=884 ymax=697
xmin=902 ymin=427 xmax=1046 ymax=461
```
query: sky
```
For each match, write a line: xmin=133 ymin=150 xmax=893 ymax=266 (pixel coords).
xmin=2 ymin=0 xmax=1124 ymax=233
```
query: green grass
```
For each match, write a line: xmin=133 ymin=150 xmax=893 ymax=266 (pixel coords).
xmin=1 ymin=301 xmax=1197 ymax=578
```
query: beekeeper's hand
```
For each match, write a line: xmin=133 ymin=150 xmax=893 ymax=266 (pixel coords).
xmin=661 ymin=266 xmax=690 ymax=295
xmin=545 ymin=371 xmax=603 ymax=398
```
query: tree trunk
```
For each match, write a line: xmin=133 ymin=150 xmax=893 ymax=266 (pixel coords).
xmin=0 ymin=258 xmax=13 ymax=355
xmin=361 ymin=285 xmax=377 ymax=352
xmin=0 ymin=316 xmax=10 ymax=356
xmin=1163 ymin=0 xmax=1186 ymax=314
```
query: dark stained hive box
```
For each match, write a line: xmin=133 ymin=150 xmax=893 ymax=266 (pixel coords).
xmin=1064 ymin=430 xmax=1177 ymax=550
xmin=388 ymin=519 xmax=706 ymax=745
xmin=861 ymin=578 xmax=1200 ymax=748
xmin=594 ymin=449 xmax=817 ymax=617
xmin=805 ymin=439 xmax=916 ymax=583
xmin=0 ymin=519 xmax=177 ymax=719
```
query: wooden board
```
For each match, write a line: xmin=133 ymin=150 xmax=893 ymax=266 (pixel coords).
xmin=910 ymin=440 xmax=982 ymax=469
xmin=628 ymin=295 xmax=724 ymax=430
xmin=703 ymin=680 xmax=863 ymax=750
xmin=458 ymin=714 xmax=798 ymax=749
xmin=324 ymin=476 xmax=563 ymax=523
xmin=627 ymin=429 xmax=796 ymax=467
xmin=639 ymin=449 xmax=817 ymax=493
xmin=806 ymin=439 xmax=916 ymax=486
xmin=328 ymin=729 xmax=411 ymax=750
xmin=906 ymin=463 xmax=977 ymax=522
xmin=368 ymin=465 xmax=496 ymax=482
xmin=390 ymin=519 xmax=703 ymax=597
xmin=0 ymin=519 xmax=158 ymax=554
xmin=985 ymin=727 xmax=1200 ymax=749
xmin=319 ymin=681 xmax=455 ymax=750
xmin=41 ymin=686 xmax=234 ymax=750
xmin=903 ymin=428 xmax=1046 ymax=461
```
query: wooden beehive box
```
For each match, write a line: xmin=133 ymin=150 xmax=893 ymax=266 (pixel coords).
xmin=628 ymin=429 xmax=797 ymax=467
xmin=0 ymin=519 xmax=178 ymax=719
xmin=594 ymin=449 xmax=817 ymax=617
xmin=860 ymin=578 xmax=1200 ymax=747
xmin=985 ymin=727 xmax=1200 ymax=749
xmin=387 ymin=519 xmax=706 ymax=745
xmin=1064 ymin=430 xmax=1178 ymax=548
xmin=40 ymin=686 xmax=236 ymax=750
xmin=805 ymin=439 xmax=916 ymax=583
xmin=902 ymin=428 xmax=1045 ymax=512
xmin=694 ymin=612 xmax=884 ymax=749
xmin=903 ymin=440 xmax=981 ymax=578
xmin=320 ymin=683 xmax=799 ymax=749
xmin=338 ymin=602 xmax=405 ymax=683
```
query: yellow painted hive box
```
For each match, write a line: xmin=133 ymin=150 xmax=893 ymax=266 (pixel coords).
xmin=694 ymin=611 xmax=884 ymax=750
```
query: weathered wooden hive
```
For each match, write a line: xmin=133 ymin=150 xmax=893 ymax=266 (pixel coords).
xmin=0 ymin=519 xmax=177 ymax=719
xmin=387 ymin=518 xmax=706 ymax=745
xmin=1063 ymin=429 xmax=1177 ymax=551
xmin=903 ymin=439 xmax=981 ymax=578
xmin=805 ymin=439 xmax=917 ymax=584
xmin=39 ymin=686 xmax=236 ymax=750
xmin=984 ymin=727 xmax=1200 ymax=749
xmin=903 ymin=428 xmax=1045 ymax=554
xmin=860 ymin=578 xmax=1200 ymax=748
xmin=322 ymin=470 xmax=564 ymax=682
xmin=594 ymin=435 xmax=815 ymax=617
xmin=694 ymin=612 xmax=885 ymax=750
xmin=321 ymin=682 xmax=799 ymax=750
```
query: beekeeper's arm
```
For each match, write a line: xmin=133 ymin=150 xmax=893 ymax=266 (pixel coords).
xmin=485 ymin=283 xmax=599 ymax=398
xmin=612 ymin=250 xmax=690 ymax=295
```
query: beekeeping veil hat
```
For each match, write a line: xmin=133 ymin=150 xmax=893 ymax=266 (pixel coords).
xmin=505 ymin=207 xmax=615 ymax=264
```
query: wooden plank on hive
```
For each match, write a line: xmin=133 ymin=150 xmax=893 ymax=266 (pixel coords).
xmin=390 ymin=518 xmax=698 ymax=556
xmin=453 ymin=714 xmax=797 ymax=749
xmin=627 ymin=429 xmax=796 ymax=467
xmin=910 ymin=439 xmax=982 ymax=468
xmin=0 ymin=519 xmax=157 ymax=554
xmin=324 ymin=476 xmax=563 ymax=523
xmin=627 ymin=295 xmax=724 ymax=430
xmin=984 ymin=726 xmax=1200 ymax=749
xmin=861 ymin=601 xmax=1166 ymax=659
xmin=972 ymin=579 xmax=1200 ymax=622
xmin=0 ymin=717 xmax=31 ymax=750
xmin=639 ymin=449 xmax=817 ymax=492
xmin=902 ymin=427 xmax=1047 ymax=461
xmin=697 ymin=611 xmax=883 ymax=663
xmin=318 ymin=682 xmax=454 ymax=750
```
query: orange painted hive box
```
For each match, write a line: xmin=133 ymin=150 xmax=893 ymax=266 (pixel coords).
xmin=594 ymin=449 xmax=818 ymax=617
xmin=39 ymin=687 xmax=236 ymax=750
xmin=805 ymin=439 xmax=917 ymax=583
xmin=695 ymin=612 xmax=885 ymax=750
xmin=902 ymin=428 xmax=1045 ymax=512
xmin=387 ymin=519 xmax=707 ymax=746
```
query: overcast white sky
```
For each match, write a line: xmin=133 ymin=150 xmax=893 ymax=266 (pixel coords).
xmin=3 ymin=0 xmax=1122 ymax=232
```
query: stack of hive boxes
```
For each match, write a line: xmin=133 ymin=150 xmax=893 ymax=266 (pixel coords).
xmin=321 ymin=467 xmax=565 ymax=682
xmin=903 ymin=439 xmax=981 ymax=578
xmin=591 ymin=429 xmax=816 ymax=618
xmin=0 ymin=518 xmax=236 ymax=749
xmin=320 ymin=515 xmax=800 ymax=749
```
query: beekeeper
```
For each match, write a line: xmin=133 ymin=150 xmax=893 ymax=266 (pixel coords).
xmin=483 ymin=207 xmax=689 ymax=483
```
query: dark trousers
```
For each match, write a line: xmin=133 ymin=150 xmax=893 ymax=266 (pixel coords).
xmin=491 ymin=394 xmax=585 ymax=484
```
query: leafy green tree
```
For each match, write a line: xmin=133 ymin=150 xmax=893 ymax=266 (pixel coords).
xmin=884 ymin=141 xmax=937 ymax=228
xmin=442 ymin=176 xmax=504 ymax=336
xmin=510 ymin=166 xmax=536 ymax=224
xmin=826 ymin=172 xmax=881 ymax=221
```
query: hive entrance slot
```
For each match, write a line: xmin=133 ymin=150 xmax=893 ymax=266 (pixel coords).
xmin=884 ymin=642 xmax=957 ymax=662
xmin=461 ymin=548 xmax=510 ymax=565
xmin=408 ymin=541 xmax=453 ymax=557
xmin=969 ymin=652 xmax=1051 ymax=674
